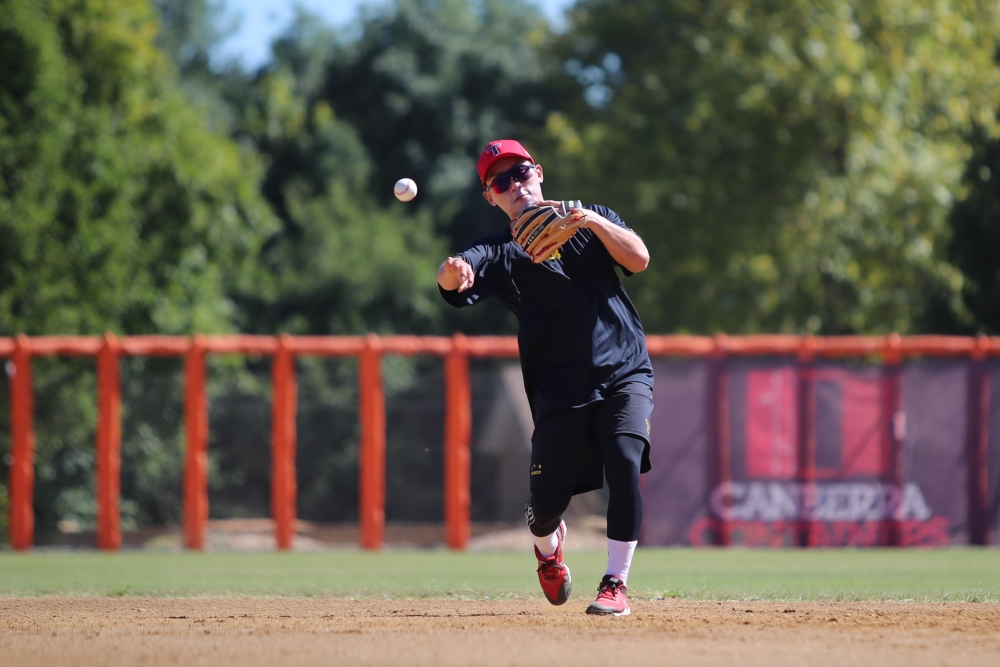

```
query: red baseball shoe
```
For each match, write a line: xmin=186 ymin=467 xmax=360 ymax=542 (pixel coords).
xmin=534 ymin=520 xmax=571 ymax=605
xmin=586 ymin=575 xmax=630 ymax=616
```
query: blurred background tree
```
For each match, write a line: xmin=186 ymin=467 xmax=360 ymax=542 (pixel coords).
xmin=313 ymin=0 xmax=554 ymax=244
xmin=68 ymin=0 xmax=1000 ymax=339
xmin=0 ymin=0 xmax=275 ymax=542
xmin=948 ymin=127 xmax=1000 ymax=334
xmin=536 ymin=0 xmax=1000 ymax=334
xmin=5 ymin=0 xmax=1000 ymax=346
xmin=220 ymin=15 xmax=448 ymax=336
xmin=0 ymin=0 xmax=275 ymax=338
xmin=228 ymin=0 xmax=558 ymax=336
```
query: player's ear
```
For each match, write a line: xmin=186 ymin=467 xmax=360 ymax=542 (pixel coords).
xmin=483 ymin=189 xmax=498 ymax=207
xmin=535 ymin=164 xmax=544 ymax=183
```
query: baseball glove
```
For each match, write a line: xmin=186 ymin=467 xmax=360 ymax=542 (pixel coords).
xmin=510 ymin=200 xmax=586 ymax=263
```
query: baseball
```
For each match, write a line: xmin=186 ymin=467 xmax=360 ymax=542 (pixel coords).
xmin=394 ymin=177 xmax=418 ymax=202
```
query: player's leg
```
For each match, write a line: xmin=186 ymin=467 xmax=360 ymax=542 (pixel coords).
xmin=527 ymin=407 xmax=596 ymax=606
xmin=585 ymin=433 xmax=643 ymax=616
xmin=603 ymin=433 xmax=645 ymax=579
xmin=587 ymin=383 xmax=653 ymax=616
xmin=524 ymin=484 xmax=574 ymax=605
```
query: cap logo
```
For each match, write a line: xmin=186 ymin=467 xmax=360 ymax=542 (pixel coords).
xmin=487 ymin=143 xmax=502 ymax=156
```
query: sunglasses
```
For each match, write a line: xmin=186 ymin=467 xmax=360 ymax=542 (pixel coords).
xmin=486 ymin=163 xmax=537 ymax=195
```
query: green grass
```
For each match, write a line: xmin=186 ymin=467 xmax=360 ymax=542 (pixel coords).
xmin=0 ymin=548 xmax=998 ymax=601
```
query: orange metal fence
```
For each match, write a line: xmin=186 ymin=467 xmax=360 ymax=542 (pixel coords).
xmin=2 ymin=333 xmax=999 ymax=551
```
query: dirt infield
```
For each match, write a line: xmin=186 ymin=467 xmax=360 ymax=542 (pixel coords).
xmin=2 ymin=597 xmax=998 ymax=666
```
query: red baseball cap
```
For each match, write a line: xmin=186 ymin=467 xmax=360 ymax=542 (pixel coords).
xmin=477 ymin=139 xmax=533 ymax=186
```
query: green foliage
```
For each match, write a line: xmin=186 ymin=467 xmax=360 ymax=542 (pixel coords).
xmin=948 ymin=127 xmax=1000 ymax=333
xmin=0 ymin=0 xmax=276 ymax=541
xmin=6 ymin=0 xmax=1000 ymax=338
xmin=264 ymin=0 xmax=547 ymax=344
xmin=221 ymin=18 xmax=450 ymax=335
xmin=31 ymin=358 xmax=98 ymax=542
xmin=152 ymin=0 xmax=240 ymax=134
xmin=153 ymin=0 xmax=234 ymax=74
xmin=0 ymin=0 xmax=275 ymax=338
xmin=539 ymin=0 xmax=1000 ymax=334
xmin=316 ymin=0 xmax=556 ymax=247
xmin=117 ymin=357 xmax=185 ymax=529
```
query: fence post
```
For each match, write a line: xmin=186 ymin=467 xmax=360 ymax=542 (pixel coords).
xmin=8 ymin=335 xmax=34 ymax=551
xmin=709 ymin=333 xmax=731 ymax=547
xmin=358 ymin=334 xmax=385 ymax=550
xmin=183 ymin=336 xmax=208 ymax=550
xmin=881 ymin=333 xmax=904 ymax=546
xmin=444 ymin=334 xmax=472 ymax=550
xmin=271 ymin=334 xmax=297 ymax=550
xmin=96 ymin=332 xmax=122 ymax=551
xmin=797 ymin=335 xmax=817 ymax=547
xmin=967 ymin=335 xmax=991 ymax=545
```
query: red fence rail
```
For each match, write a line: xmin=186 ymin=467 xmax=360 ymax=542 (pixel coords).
xmin=3 ymin=333 xmax=999 ymax=551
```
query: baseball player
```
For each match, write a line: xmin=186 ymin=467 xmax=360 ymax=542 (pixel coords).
xmin=437 ymin=140 xmax=654 ymax=616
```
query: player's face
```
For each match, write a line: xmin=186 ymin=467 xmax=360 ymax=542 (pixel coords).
xmin=483 ymin=157 xmax=544 ymax=219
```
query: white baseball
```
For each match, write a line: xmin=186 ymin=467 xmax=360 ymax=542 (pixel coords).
xmin=394 ymin=177 xmax=418 ymax=202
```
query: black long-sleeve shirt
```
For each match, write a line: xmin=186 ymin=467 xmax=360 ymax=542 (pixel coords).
xmin=439 ymin=204 xmax=653 ymax=423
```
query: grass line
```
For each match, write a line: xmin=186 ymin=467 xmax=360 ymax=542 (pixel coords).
xmin=0 ymin=548 xmax=997 ymax=602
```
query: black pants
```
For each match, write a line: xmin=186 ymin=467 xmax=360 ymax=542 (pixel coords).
xmin=528 ymin=383 xmax=652 ymax=496
xmin=524 ymin=382 xmax=652 ymax=542
xmin=525 ymin=434 xmax=646 ymax=542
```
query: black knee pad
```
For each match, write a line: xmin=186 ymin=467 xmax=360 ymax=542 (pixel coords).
xmin=525 ymin=485 xmax=573 ymax=537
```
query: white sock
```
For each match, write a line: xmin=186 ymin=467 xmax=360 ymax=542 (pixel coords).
xmin=533 ymin=530 xmax=560 ymax=558
xmin=605 ymin=538 xmax=637 ymax=584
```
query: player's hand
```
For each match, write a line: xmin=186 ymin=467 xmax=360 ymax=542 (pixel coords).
xmin=438 ymin=257 xmax=475 ymax=292
xmin=536 ymin=200 xmax=591 ymax=225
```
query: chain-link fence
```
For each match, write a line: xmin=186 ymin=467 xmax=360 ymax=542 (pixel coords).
xmin=206 ymin=357 xmax=272 ymax=522
xmin=13 ymin=352 xmax=546 ymax=550
xmin=295 ymin=357 xmax=359 ymax=522
xmin=469 ymin=359 xmax=517 ymax=524
xmin=28 ymin=357 xmax=98 ymax=546
xmin=381 ymin=356 xmax=444 ymax=544
xmin=14 ymin=337 xmax=999 ymax=552
xmin=0 ymin=351 xmax=623 ymax=551
xmin=118 ymin=356 xmax=185 ymax=546
xmin=1 ymin=361 xmax=11 ymax=547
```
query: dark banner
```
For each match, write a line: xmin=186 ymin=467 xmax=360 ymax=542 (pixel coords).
xmin=640 ymin=360 xmax=711 ymax=546
xmin=991 ymin=361 xmax=1000 ymax=546
xmin=642 ymin=357 xmax=998 ymax=547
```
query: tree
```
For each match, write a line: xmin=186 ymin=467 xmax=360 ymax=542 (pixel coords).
xmin=0 ymin=0 xmax=275 ymax=338
xmin=153 ymin=0 xmax=236 ymax=76
xmin=948 ymin=127 xmax=1000 ymax=333
xmin=158 ymin=0 xmax=566 ymax=335
xmin=146 ymin=4 xmax=495 ymax=530
xmin=259 ymin=0 xmax=558 ymax=335
xmin=0 ymin=0 xmax=275 ymax=542
xmin=317 ymin=0 xmax=555 ymax=245
xmin=218 ymin=14 xmax=449 ymax=336
xmin=539 ymin=0 xmax=1000 ymax=334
